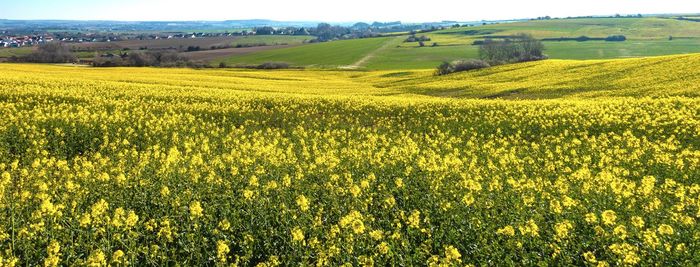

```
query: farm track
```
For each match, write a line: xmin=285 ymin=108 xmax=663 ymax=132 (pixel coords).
xmin=339 ymin=36 xmax=404 ymax=69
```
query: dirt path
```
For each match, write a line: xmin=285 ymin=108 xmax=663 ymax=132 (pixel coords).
xmin=339 ymin=36 xmax=403 ymax=69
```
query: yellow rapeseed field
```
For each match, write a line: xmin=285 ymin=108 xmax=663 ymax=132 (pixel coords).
xmin=0 ymin=56 xmax=699 ymax=266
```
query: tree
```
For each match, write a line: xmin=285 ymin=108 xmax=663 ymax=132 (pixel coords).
xmin=515 ymin=33 xmax=545 ymax=61
xmin=294 ymin=27 xmax=310 ymax=36
xmin=24 ymin=42 xmax=76 ymax=63
xmin=478 ymin=33 xmax=546 ymax=64
xmin=254 ymin=27 xmax=275 ymax=35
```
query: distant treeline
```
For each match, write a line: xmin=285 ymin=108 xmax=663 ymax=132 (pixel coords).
xmin=8 ymin=43 xmax=76 ymax=63
xmin=472 ymin=35 xmax=626 ymax=45
xmin=438 ymin=33 xmax=547 ymax=75
xmin=92 ymin=51 xmax=207 ymax=68
xmin=677 ymin=17 xmax=700 ymax=22
xmin=541 ymin=35 xmax=627 ymax=42
xmin=253 ymin=23 xmax=447 ymax=42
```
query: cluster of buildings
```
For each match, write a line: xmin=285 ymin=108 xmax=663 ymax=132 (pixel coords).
xmin=0 ymin=35 xmax=54 ymax=48
xmin=0 ymin=31 xmax=260 ymax=49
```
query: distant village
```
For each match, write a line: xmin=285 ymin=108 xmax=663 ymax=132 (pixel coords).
xmin=0 ymin=31 xmax=256 ymax=48
xmin=1 ymin=35 xmax=54 ymax=47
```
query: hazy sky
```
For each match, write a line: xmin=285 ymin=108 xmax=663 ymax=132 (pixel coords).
xmin=2 ymin=0 xmax=699 ymax=22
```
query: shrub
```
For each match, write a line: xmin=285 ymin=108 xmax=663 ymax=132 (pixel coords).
xmin=605 ymin=35 xmax=626 ymax=42
xmin=478 ymin=33 xmax=547 ymax=65
xmin=405 ymin=35 xmax=431 ymax=43
xmin=436 ymin=59 xmax=490 ymax=75
xmin=92 ymin=51 xmax=200 ymax=68
xmin=256 ymin=62 xmax=290 ymax=69
xmin=92 ymin=56 xmax=125 ymax=67
xmin=23 ymin=42 xmax=76 ymax=63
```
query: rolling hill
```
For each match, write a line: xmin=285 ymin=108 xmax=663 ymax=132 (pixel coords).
xmin=214 ymin=17 xmax=700 ymax=69
xmin=4 ymin=53 xmax=700 ymax=99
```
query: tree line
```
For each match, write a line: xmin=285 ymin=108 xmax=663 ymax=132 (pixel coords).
xmin=437 ymin=33 xmax=547 ymax=75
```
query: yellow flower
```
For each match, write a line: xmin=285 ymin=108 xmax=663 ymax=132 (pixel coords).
xmin=394 ymin=178 xmax=404 ymax=188
xmin=218 ymin=219 xmax=231 ymax=231
xmin=496 ymin=225 xmax=515 ymax=236
xmin=554 ymin=220 xmax=573 ymax=240
xmin=189 ymin=201 xmax=203 ymax=220
xmin=676 ymin=243 xmax=687 ymax=252
xmin=160 ymin=186 xmax=170 ymax=197
xmin=613 ymin=225 xmax=627 ymax=239
xmin=642 ymin=229 xmax=659 ymax=248
xmin=216 ymin=240 xmax=230 ymax=263
xmin=407 ymin=210 xmax=421 ymax=229
xmin=518 ymin=219 xmax=539 ymax=237
xmin=583 ymin=251 xmax=597 ymax=264
xmin=296 ymin=195 xmax=309 ymax=212
xmin=79 ymin=213 xmax=92 ymax=227
xmin=601 ymin=210 xmax=616 ymax=226
xmin=377 ymin=242 xmax=390 ymax=255
xmin=631 ymin=216 xmax=644 ymax=229
xmin=369 ymin=230 xmax=384 ymax=240
xmin=462 ymin=193 xmax=475 ymax=206
xmin=350 ymin=185 xmax=361 ymax=197
xmin=383 ymin=196 xmax=396 ymax=208
xmin=639 ymin=176 xmax=655 ymax=195
xmin=339 ymin=210 xmax=365 ymax=234
xmin=243 ymin=189 xmax=254 ymax=200
xmin=585 ymin=213 xmax=598 ymax=224
xmin=86 ymin=250 xmax=106 ymax=267
xmin=90 ymin=199 xmax=109 ymax=219
xmin=352 ymin=219 xmax=365 ymax=234
xmin=444 ymin=245 xmax=461 ymax=263
xmin=657 ymin=224 xmax=674 ymax=235
xmin=291 ymin=228 xmax=304 ymax=243
xmin=608 ymin=243 xmax=639 ymax=265
xmin=43 ymin=241 xmax=61 ymax=267
xmin=111 ymin=250 xmax=125 ymax=265
xmin=125 ymin=211 xmax=139 ymax=228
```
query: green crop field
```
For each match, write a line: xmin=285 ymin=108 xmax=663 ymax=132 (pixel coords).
xmin=0 ymin=47 xmax=34 ymax=58
xmin=434 ymin=17 xmax=700 ymax=39
xmin=215 ymin=17 xmax=700 ymax=70
xmin=217 ymin=37 xmax=394 ymax=67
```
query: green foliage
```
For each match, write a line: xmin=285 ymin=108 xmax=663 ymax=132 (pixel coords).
xmin=478 ymin=33 xmax=547 ymax=64
xmin=435 ymin=59 xmax=490 ymax=75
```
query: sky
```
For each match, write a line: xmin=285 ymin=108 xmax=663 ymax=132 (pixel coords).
xmin=2 ymin=0 xmax=699 ymax=22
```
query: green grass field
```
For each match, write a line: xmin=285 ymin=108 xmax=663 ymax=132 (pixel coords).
xmin=216 ymin=17 xmax=700 ymax=70
xmin=435 ymin=17 xmax=700 ymax=39
xmin=0 ymin=47 xmax=33 ymax=58
xmin=217 ymin=37 xmax=393 ymax=67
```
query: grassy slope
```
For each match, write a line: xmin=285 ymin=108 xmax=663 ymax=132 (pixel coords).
xmin=217 ymin=37 xmax=392 ymax=67
xmin=216 ymin=17 xmax=700 ymax=70
xmin=435 ymin=17 xmax=700 ymax=39
xmin=385 ymin=53 xmax=700 ymax=99
xmin=364 ymin=17 xmax=700 ymax=69
xmin=3 ymin=53 xmax=700 ymax=99
xmin=0 ymin=47 xmax=34 ymax=58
